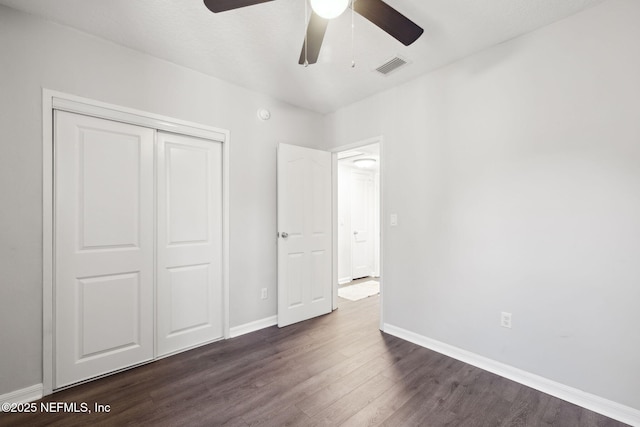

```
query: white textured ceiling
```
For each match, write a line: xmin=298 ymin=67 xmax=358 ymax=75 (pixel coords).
xmin=0 ymin=0 xmax=603 ymax=113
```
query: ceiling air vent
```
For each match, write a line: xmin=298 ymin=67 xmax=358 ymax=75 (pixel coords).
xmin=375 ymin=56 xmax=408 ymax=76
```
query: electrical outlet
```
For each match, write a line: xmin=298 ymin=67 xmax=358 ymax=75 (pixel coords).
xmin=261 ymin=288 xmax=268 ymax=300
xmin=501 ymin=312 xmax=512 ymax=329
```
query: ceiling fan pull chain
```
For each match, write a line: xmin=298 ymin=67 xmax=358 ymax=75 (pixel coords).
xmin=351 ymin=0 xmax=356 ymax=68
xmin=304 ymin=0 xmax=309 ymax=66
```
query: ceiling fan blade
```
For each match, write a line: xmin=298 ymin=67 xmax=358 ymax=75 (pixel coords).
xmin=298 ymin=12 xmax=329 ymax=65
xmin=203 ymin=0 xmax=275 ymax=13
xmin=353 ymin=0 xmax=423 ymax=46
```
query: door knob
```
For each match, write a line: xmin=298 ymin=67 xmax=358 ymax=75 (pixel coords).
xmin=281 ymin=232 xmax=289 ymax=238
xmin=353 ymin=231 xmax=359 ymax=235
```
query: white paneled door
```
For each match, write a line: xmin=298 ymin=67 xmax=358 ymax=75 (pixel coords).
xmin=54 ymin=112 xmax=223 ymax=388
xmin=351 ymin=170 xmax=375 ymax=279
xmin=55 ymin=111 xmax=155 ymax=388
xmin=277 ymin=143 xmax=332 ymax=327
xmin=156 ymin=132 xmax=223 ymax=356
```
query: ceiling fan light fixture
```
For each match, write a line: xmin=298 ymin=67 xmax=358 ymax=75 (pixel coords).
xmin=309 ymin=0 xmax=349 ymax=19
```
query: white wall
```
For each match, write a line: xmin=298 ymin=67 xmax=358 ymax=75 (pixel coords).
xmin=325 ymin=0 xmax=640 ymax=412
xmin=0 ymin=6 xmax=326 ymax=396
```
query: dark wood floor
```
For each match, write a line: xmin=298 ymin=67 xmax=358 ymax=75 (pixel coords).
xmin=0 ymin=295 xmax=627 ymax=427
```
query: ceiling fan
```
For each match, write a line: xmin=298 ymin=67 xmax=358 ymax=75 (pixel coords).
xmin=203 ymin=0 xmax=423 ymax=65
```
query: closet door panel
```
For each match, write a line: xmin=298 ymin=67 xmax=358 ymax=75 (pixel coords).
xmin=157 ymin=132 xmax=223 ymax=356
xmin=55 ymin=111 xmax=154 ymax=388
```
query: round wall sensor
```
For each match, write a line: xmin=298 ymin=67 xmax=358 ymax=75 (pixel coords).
xmin=257 ymin=109 xmax=271 ymax=121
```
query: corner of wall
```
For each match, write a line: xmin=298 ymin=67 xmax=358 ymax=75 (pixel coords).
xmin=384 ymin=324 xmax=640 ymax=427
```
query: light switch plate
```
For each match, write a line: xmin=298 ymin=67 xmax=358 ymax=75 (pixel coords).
xmin=390 ymin=214 xmax=398 ymax=226
xmin=501 ymin=312 xmax=512 ymax=328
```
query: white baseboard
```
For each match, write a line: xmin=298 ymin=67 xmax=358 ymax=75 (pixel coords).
xmin=338 ymin=277 xmax=352 ymax=285
xmin=0 ymin=384 xmax=43 ymax=406
xmin=229 ymin=315 xmax=278 ymax=338
xmin=384 ymin=324 xmax=640 ymax=427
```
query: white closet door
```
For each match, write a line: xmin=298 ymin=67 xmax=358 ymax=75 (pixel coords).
xmin=55 ymin=111 xmax=154 ymax=388
xmin=156 ymin=132 xmax=223 ymax=356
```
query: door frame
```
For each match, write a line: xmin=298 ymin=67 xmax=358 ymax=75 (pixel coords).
xmin=42 ymin=89 xmax=230 ymax=395
xmin=331 ymin=136 xmax=384 ymax=331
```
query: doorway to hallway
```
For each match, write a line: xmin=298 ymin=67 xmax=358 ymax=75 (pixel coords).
xmin=335 ymin=140 xmax=381 ymax=315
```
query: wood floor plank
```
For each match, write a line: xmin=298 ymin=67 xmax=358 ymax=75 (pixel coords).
xmin=241 ymin=334 xmax=404 ymax=425
xmin=309 ymin=369 xmax=396 ymax=425
xmin=243 ymin=403 xmax=311 ymax=427
xmin=296 ymin=339 xmax=416 ymax=417
xmin=0 ymin=295 xmax=629 ymax=427
xmin=341 ymin=350 xmax=460 ymax=426
xmin=378 ymin=388 xmax=452 ymax=427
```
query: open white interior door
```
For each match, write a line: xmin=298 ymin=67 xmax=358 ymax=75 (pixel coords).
xmin=277 ymin=143 xmax=332 ymax=327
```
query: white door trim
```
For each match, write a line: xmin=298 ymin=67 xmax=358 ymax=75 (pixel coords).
xmin=331 ymin=136 xmax=384 ymax=331
xmin=42 ymin=89 xmax=230 ymax=395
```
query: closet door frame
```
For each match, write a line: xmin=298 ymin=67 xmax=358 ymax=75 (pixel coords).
xmin=42 ymin=89 xmax=230 ymax=396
